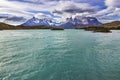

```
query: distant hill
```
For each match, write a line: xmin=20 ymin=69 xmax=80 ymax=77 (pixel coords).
xmin=76 ymin=21 xmax=120 ymax=33
xmin=0 ymin=22 xmax=20 ymax=30
xmin=0 ymin=22 xmax=51 ymax=30
xmin=103 ymin=21 xmax=120 ymax=28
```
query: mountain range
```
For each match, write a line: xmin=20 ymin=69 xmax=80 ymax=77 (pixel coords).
xmin=21 ymin=16 xmax=62 ymax=27
xmin=21 ymin=16 xmax=102 ymax=29
xmin=0 ymin=16 xmax=120 ymax=30
xmin=60 ymin=16 xmax=102 ymax=29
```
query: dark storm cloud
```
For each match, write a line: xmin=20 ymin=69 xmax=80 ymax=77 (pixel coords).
xmin=0 ymin=16 xmax=8 ymax=19
xmin=7 ymin=0 xmax=44 ymax=4
xmin=53 ymin=10 xmax=63 ymax=14
xmin=53 ymin=5 xmax=95 ymax=14
xmin=5 ymin=16 xmax=26 ymax=22
xmin=63 ymin=8 xmax=94 ymax=13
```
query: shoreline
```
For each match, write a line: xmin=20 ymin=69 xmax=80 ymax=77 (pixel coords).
xmin=1 ymin=28 xmax=120 ymax=33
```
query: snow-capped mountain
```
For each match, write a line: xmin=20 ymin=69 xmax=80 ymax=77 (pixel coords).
xmin=21 ymin=16 xmax=102 ymax=28
xmin=21 ymin=16 xmax=62 ymax=27
xmin=81 ymin=17 xmax=102 ymax=26
xmin=59 ymin=16 xmax=102 ymax=29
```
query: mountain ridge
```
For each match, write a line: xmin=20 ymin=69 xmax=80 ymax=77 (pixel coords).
xmin=20 ymin=16 xmax=102 ymax=29
xmin=103 ymin=21 xmax=120 ymax=28
xmin=0 ymin=20 xmax=120 ymax=30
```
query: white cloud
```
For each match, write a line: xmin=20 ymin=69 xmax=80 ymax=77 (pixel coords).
xmin=105 ymin=0 xmax=120 ymax=7
xmin=0 ymin=0 xmax=98 ymax=22
xmin=0 ymin=8 xmax=33 ymax=18
xmin=34 ymin=13 xmax=52 ymax=19
xmin=90 ymin=0 xmax=120 ymax=23
xmin=51 ymin=0 xmax=98 ymax=21
xmin=0 ymin=0 xmax=120 ymax=24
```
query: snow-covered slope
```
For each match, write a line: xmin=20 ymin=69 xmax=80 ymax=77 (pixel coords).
xmin=21 ymin=16 xmax=62 ymax=27
xmin=59 ymin=16 xmax=102 ymax=28
xmin=21 ymin=16 xmax=102 ymax=28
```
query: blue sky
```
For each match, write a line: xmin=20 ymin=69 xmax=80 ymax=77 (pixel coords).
xmin=0 ymin=0 xmax=120 ymax=25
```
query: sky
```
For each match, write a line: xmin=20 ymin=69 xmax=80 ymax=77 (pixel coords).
xmin=0 ymin=0 xmax=120 ymax=25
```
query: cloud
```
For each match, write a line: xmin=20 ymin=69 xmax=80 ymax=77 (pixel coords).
xmin=63 ymin=8 xmax=94 ymax=14
xmin=0 ymin=0 xmax=120 ymax=24
xmin=53 ymin=5 xmax=94 ymax=14
xmin=34 ymin=13 xmax=52 ymax=19
xmin=51 ymin=0 xmax=98 ymax=20
xmin=2 ymin=16 xmax=27 ymax=25
xmin=0 ymin=16 xmax=8 ymax=19
xmin=0 ymin=0 xmax=98 ymax=21
xmin=0 ymin=8 xmax=33 ymax=18
xmin=105 ymin=0 xmax=120 ymax=7
xmin=5 ymin=16 xmax=26 ymax=22
xmin=53 ymin=10 xmax=63 ymax=14
xmin=92 ymin=0 xmax=120 ymax=23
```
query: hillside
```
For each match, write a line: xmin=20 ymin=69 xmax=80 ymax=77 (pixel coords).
xmin=103 ymin=21 xmax=120 ymax=28
xmin=76 ymin=21 xmax=120 ymax=32
xmin=0 ymin=22 xmax=21 ymax=30
xmin=0 ymin=22 xmax=51 ymax=30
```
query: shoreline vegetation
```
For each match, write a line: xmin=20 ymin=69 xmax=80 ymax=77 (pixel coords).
xmin=75 ymin=21 xmax=120 ymax=33
xmin=76 ymin=27 xmax=111 ymax=33
xmin=51 ymin=27 xmax=64 ymax=30
xmin=75 ymin=27 xmax=111 ymax=33
xmin=0 ymin=21 xmax=120 ymax=33
xmin=0 ymin=22 xmax=65 ymax=30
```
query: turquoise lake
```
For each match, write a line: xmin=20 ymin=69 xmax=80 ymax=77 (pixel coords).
xmin=0 ymin=30 xmax=120 ymax=80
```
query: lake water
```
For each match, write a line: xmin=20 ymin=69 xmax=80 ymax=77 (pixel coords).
xmin=0 ymin=30 xmax=120 ymax=80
